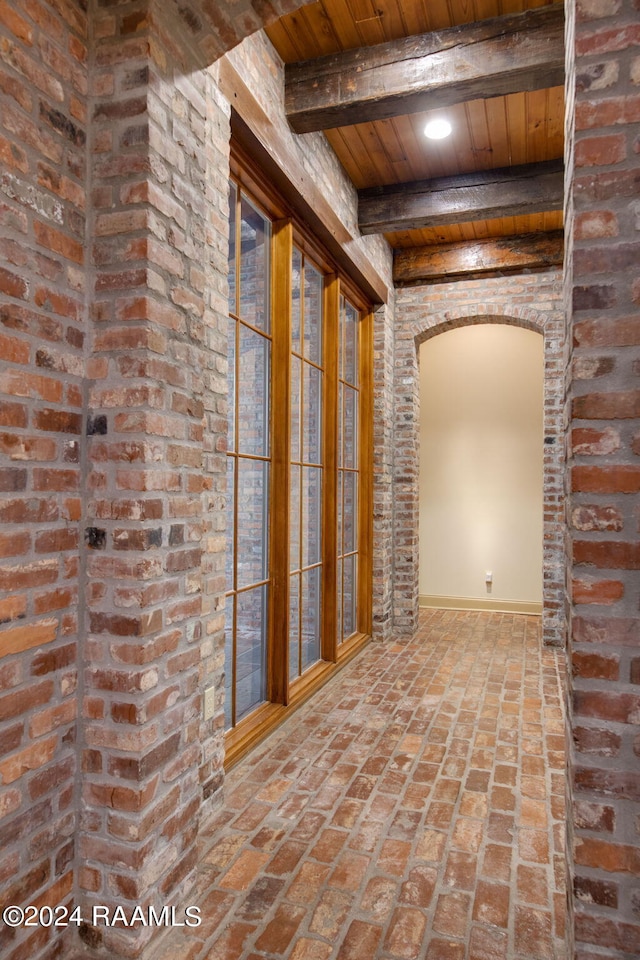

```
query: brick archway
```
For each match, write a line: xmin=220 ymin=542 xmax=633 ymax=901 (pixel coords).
xmin=392 ymin=295 xmax=566 ymax=647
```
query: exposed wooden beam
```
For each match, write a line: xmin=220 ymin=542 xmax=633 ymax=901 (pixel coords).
xmin=285 ymin=5 xmax=564 ymax=133
xmin=358 ymin=160 xmax=564 ymax=235
xmin=394 ymin=231 xmax=564 ymax=284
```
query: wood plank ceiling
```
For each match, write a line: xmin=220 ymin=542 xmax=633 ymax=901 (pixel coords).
xmin=265 ymin=0 xmax=564 ymax=283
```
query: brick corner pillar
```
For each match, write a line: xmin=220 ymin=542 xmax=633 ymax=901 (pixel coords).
xmin=391 ymin=323 xmax=420 ymax=636
xmin=372 ymin=299 xmax=396 ymax=641
xmin=565 ymin=0 xmax=640 ymax=956
xmin=78 ymin=6 xmax=229 ymax=955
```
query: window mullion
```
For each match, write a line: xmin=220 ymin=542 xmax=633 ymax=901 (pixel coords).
xmin=269 ymin=219 xmax=293 ymax=704
xmin=322 ymin=274 xmax=340 ymax=663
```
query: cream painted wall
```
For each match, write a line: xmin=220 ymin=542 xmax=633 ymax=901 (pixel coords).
xmin=419 ymin=324 xmax=544 ymax=606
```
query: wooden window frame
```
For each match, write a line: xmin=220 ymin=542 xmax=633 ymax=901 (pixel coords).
xmin=224 ymin=147 xmax=373 ymax=767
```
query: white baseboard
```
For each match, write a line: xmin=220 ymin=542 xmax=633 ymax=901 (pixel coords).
xmin=419 ymin=594 xmax=543 ymax=616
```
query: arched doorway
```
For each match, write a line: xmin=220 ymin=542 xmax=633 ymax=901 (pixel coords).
xmin=418 ymin=323 xmax=544 ymax=614
xmin=391 ymin=303 xmax=566 ymax=648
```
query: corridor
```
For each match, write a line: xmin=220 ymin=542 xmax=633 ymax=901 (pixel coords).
xmin=160 ymin=610 xmax=567 ymax=960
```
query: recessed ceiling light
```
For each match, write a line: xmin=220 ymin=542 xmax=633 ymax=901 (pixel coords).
xmin=424 ymin=118 xmax=452 ymax=140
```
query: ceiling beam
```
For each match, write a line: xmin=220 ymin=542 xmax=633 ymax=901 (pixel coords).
xmin=285 ymin=5 xmax=564 ymax=133
xmin=358 ymin=160 xmax=564 ymax=235
xmin=394 ymin=231 xmax=564 ymax=284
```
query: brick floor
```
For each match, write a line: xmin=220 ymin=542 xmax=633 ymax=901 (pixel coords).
xmin=160 ymin=610 xmax=567 ymax=959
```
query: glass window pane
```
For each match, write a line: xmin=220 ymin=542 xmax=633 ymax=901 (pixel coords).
xmin=301 ymin=566 xmax=321 ymax=671
xmin=238 ymin=325 xmax=270 ymax=457
xmin=337 ymin=470 xmax=343 ymax=557
xmin=291 ymin=355 xmax=301 ymax=464
xmin=302 ymin=466 xmax=322 ymax=569
xmin=228 ymin=181 xmax=237 ymax=316
xmin=338 ymin=383 xmax=343 ymax=469
xmin=303 ymin=363 xmax=322 ymax=465
xmin=236 ymin=459 xmax=269 ymax=589
xmin=344 ymin=300 xmax=358 ymax=385
xmin=337 ymin=557 xmax=343 ymax=644
xmin=235 ymin=586 xmax=268 ymax=721
xmin=228 ymin=319 xmax=236 ymax=453
xmin=304 ymin=263 xmax=323 ymax=365
xmin=224 ymin=595 xmax=234 ymax=728
xmin=343 ymin=385 xmax=357 ymax=470
xmin=239 ymin=197 xmax=270 ymax=333
xmin=342 ymin=471 xmax=357 ymax=555
xmin=226 ymin=457 xmax=235 ymax=591
xmin=292 ymin=248 xmax=302 ymax=355
xmin=290 ymin=464 xmax=300 ymax=573
xmin=342 ymin=554 xmax=357 ymax=640
xmin=289 ymin=572 xmax=300 ymax=682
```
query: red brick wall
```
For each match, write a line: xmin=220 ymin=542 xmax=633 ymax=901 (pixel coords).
xmin=0 ymin=1 xmax=87 ymax=958
xmin=566 ymin=0 xmax=640 ymax=955
xmin=76 ymin=5 xmax=230 ymax=956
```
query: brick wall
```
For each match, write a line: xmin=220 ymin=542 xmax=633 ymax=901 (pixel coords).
xmin=0 ymin=3 xmax=394 ymax=957
xmin=76 ymin=4 xmax=230 ymax=955
xmin=566 ymin=0 xmax=640 ymax=955
xmin=394 ymin=272 xmax=566 ymax=647
xmin=0 ymin=1 xmax=87 ymax=958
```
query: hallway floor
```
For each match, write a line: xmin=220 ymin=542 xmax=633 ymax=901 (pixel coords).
xmin=160 ymin=610 xmax=567 ymax=960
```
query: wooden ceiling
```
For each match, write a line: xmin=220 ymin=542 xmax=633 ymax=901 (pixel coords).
xmin=265 ymin=0 xmax=564 ymax=282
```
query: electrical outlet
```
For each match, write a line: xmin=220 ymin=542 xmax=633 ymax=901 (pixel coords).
xmin=203 ymin=686 xmax=216 ymax=721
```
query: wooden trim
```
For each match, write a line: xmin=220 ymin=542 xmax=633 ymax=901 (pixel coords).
xmin=419 ymin=595 xmax=543 ymax=616
xmin=322 ymin=274 xmax=340 ymax=663
xmin=230 ymin=143 xmax=288 ymax=222
xmin=270 ymin=219 xmax=293 ymax=705
xmin=336 ymin=630 xmax=370 ymax=667
xmin=394 ymin=231 xmax=564 ymax=284
xmin=224 ymin=701 xmax=288 ymax=769
xmin=224 ymin=630 xmax=372 ymax=769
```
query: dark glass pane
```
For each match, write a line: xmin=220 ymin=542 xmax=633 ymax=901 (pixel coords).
xmin=290 ymin=464 xmax=300 ymax=572
xmin=239 ymin=196 xmax=270 ymax=333
xmin=338 ymin=383 xmax=343 ymax=469
xmin=302 ymin=466 xmax=322 ymax=568
xmin=343 ymin=385 xmax=358 ymax=470
xmin=342 ymin=554 xmax=357 ymax=640
xmin=303 ymin=363 xmax=322 ymax=464
xmin=343 ymin=300 xmax=358 ymax=385
xmin=290 ymin=355 xmax=301 ymax=464
xmin=227 ymin=318 xmax=236 ymax=453
xmin=337 ymin=469 xmax=343 ymax=556
xmin=304 ymin=262 xmax=323 ymax=365
xmin=226 ymin=456 xmax=235 ymax=591
xmin=292 ymin=247 xmax=302 ymax=355
xmin=235 ymin=586 xmax=268 ymax=721
xmin=337 ymin=557 xmax=343 ymax=644
xmin=238 ymin=325 xmax=270 ymax=457
xmin=236 ymin=459 xmax=269 ymax=589
xmin=342 ymin=470 xmax=357 ymax=555
xmin=289 ymin=572 xmax=300 ymax=682
xmin=301 ymin=566 xmax=321 ymax=671
xmin=228 ymin=181 xmax=236 ymax=316
xmin=224 ymin=596 xmax=234 ymax=728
